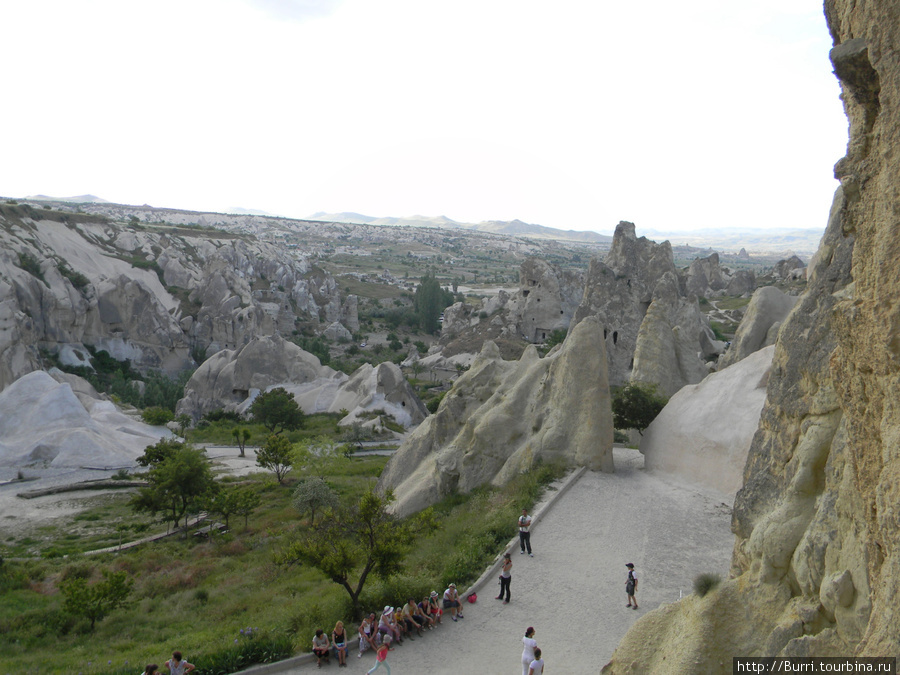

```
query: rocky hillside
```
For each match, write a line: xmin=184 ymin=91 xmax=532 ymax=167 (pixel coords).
xmin=0 ymin=204 xmax=352 ymax=391
xmin=602 ymin=0 xmax=900 ymax=669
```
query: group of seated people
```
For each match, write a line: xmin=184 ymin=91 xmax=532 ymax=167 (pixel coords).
xmin=311 ymin=584 xmax=466 ymax=666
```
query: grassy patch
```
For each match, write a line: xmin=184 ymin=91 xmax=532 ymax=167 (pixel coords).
xmin=0 ymin=455 xmax=565 ymax=672
xmin=714 ymin=296 xmax=752 ymax=311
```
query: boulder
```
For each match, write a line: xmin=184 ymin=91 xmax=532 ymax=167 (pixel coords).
xmin=0 ymin=371 xmax=167 ymax=468
xmin=719 ymin=286 xmax=798 ymax=369
xmin=640 ymin=345 xmax=774 ymax=493
xmin=322 ymin=321 xmax=353 ymax=342
xmin=377 ymin=316 xmax=614 ymax=516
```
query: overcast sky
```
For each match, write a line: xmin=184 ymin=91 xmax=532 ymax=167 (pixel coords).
xmin=1 ymin=0 xmax=848 ymax=234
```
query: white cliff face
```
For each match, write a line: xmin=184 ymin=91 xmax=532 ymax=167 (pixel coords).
xmin=0 ymin=210 xmax=352 ymax=391
xmin=640 ymin=345 xmax=774 ymax=494
xmin=377 ymin=316 xmax=614 ymax=517
xmin=176 ymin=335 xmax=427 ymax=427
xmin=719 ymin=286 xmax=798 ymax=369
xmin=0 ymin=370 xmax=168 ymax=468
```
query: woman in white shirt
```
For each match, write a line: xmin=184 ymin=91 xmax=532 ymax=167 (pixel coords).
xmin=521 ymin=626 xmax=537 ymax=675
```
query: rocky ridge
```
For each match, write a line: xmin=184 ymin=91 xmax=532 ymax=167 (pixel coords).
xmin=603 ymin=1 xmax=900 ymax=667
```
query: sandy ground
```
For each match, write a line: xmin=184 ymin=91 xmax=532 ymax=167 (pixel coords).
xmin=257 ymin=447 xmax=736 ymax=675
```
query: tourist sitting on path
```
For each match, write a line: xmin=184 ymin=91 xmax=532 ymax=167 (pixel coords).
xmin=416 ymin=596 xmax=435 ymax=629
xmin=312 ymin=628 xmax=330 ymax=667
xmin=358 ymin=613 xmax=378 ymax=657
xmin=401 ymin=598 xmax=424 ymax=637
xmin=521 ymin=627 xmax=537 ymax=675
xmin=443 ymin=583 xmax=463 ymax=621
xmin=366 ymin=634 xmax=392 ymax=675
xmin=379 ymin=606 xmax=402 ymax=645
xmin=427 ymin=590 xmax=443 ymax=624
xmin=332 ymin=620 xmax=348 ymax=667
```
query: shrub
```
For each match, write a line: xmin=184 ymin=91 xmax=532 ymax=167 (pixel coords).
xmin=426 ymin=392 xmax=446 ymax=414
xmin=142 ymin=406 xmax=174 ymax=426
xmin=693 ymin=572 xmax=721 ymax=597
xmin=17 ymin=251 xmax=46 ymax=284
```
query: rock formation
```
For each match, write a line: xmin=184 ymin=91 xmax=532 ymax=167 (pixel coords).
xmin=377 ymin=316 xmax=614 ymax=517
xmin=0 ymin=370 xmax=168 ymax=468
xmin=0 ymin=208 xmax=352 ymax=391
xmin=640 ymin=345 xmax=773 ymax=494
xmin=603 ymin=4 xmax=900 ymax=666
xmin=719 ymin=286 xmax=798 ymax=369
xmin=177 ymin=335 xmax=427 ymax=427
xmin=572 ymin=222 xmax=719 ymax=393
xmin=771 ymin=254 xmax=806 ymax=280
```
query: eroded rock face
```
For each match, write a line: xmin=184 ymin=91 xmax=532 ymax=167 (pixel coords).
xmin=572 ymin=222 xmax=716 ymax=391
xmin=377 ymin=316 xmax=614 ymax=517
xmin=640 ymin=346 xmax=773 ymax=493
xmin=0 ymin=215 xmax=350 ymax=391
xmin=177 ymin=335 xmax=427 ymax=427
xmin=719 ymin=286 xmax=798 ymax=369
xmin=0 ymin=370 xmax=167 ymax=468
xmin=604 ymin=4 xmax=900 ymax=666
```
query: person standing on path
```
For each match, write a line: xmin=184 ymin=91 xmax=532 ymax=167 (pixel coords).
xmin=528 ymin=647 xmax=545 ymax=675
xmin=521 ymin=627 xmax=537 ymax=675
xmin=496 ymin=552 xmax=512 ymax=603
xmin=366 ymin=634 xmax=392 ymax=674
xmin=625 ymin=563 xmax=639 ymax=609
xmin=518 ymin=508 xmax=533 ymax=556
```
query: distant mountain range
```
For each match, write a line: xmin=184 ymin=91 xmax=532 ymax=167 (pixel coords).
xmin=26 ymin=194 xmax=110 ymax=204
xmin=307 ymin=212 xmax=614 ymax=244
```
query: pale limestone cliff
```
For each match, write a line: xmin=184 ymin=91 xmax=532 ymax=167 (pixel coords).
xmin=603 ymin=2 xmax=900 ymax=669
xmin=718 ymin=286 xmax=798 ymax=369
xmin=378 ymin=316 xmax=614 ymax=517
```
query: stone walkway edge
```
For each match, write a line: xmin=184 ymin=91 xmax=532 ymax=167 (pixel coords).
xmin=240 ymin=466 xmax=588 ymax=675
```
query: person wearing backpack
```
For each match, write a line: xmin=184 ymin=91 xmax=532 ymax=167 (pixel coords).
xmin=625 ymin=563 xmax=639 ymax=609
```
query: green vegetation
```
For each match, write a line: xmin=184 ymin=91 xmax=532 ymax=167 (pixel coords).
xmin=693 ymin=572 xmax=722 ymax=597
xmin=413 ymin=270 xmax=456 ymax=334
xmin=141 ymin=406 xmax=174 ymax=426
xmin=611 ymin=382 xmax=668 ymax=436
xmin=16 ymin=251 xmax=46 ymax=284
xmin=715 ymin=296 xmax=752 ymax=311
xmin=0 ymin=451 xmax=564 ymax=672
xmin=256 ymin=434 xmax=295 ymax=483
xmin=60 ymin=569 xmax=133 ymax=631
xmin=250 ymin=388 xmax=305 ymax=434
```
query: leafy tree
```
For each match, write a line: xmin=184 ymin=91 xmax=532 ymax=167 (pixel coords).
xmin=250 ymin=387 xmax=305 ymax=434
xmin=279 ymin=490 xmax=437 ymax=617
xmin=232 ymin=427 xmax=251 ymax=457
xmin=204 ymin=485 xmax=252 ymax=531
xmin=60 ymin=569 xmax=134 ymax=630
xmin=294 ymin=435 xmax=345 ymax=479
xmin=340 ymin=423 xmax=373 ymax=451
xmin=544 ymin=328 xmax=567 ymax=350
xmin=292 ymin=477 xmax=338 ymax=527
xmin=135 ymin=438 xmax=184 ymax=467
xmin=234 ymin=488 xmax=262 ymax=529
xmin=611 ymin=382 xmax=668 ymax=436
xmin=131 ymin=444 xmax=217 ymax=534
xmin=175 ymin=413 xmax=192 ymax=436
xmin=414 ymin=270 xmax=454 ymax=334
xmin=256 ymin=434 xmax=294 ymax=483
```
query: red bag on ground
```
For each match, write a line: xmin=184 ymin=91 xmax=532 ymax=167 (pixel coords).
xmin=467 ymin=592 xmax=477 ymax=603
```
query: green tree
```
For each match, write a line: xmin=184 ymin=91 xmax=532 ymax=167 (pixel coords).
xmin=175 ymin=413 xmax=191 ymax=436
xmin=543 ymin=328 xmax=567 ymax=350
xmin=279 ymin=490 xmax=437 ymax=618
xmin=340 ymin=423 xmax=373 ymax=451
xmin=414 ymin=270 xmax=446 ymax=334
xmin=204 ymin=485 xmax=253 ymax=531
xmin=60 ymin=569 xmax=134 ymax=631
xmin=141 ymin=406 xmax=174 ymax=426
xmin=135 ymin=438 xmax=183 ymax=467
xmin=234 ymin=488 xmax=262 ymax=530
xmin=232 ymin=427 xmax=251 ymax=457
xmin=611 ymin=382 xmax=668 ymax=436
xmin=131 ymin=444 xmax=217 ymax=534
xmin=294 ymin=435 xmax=344 ymax=479
xmin=250 ymin=387 xmax=305 ymax=434
xmin=292 ymin=477 xmax=339 ymax=528
xmin=256 ymin=434 xmax=294 ymax=483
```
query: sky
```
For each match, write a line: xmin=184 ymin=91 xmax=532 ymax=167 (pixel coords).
xmin=0 ymin=0 xmax=848 ymax=235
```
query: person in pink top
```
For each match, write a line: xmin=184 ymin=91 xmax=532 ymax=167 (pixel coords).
xmin=366 ymin=634 xmax=392 ymax=674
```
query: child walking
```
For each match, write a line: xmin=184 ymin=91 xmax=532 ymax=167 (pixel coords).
xmin=366 ymin=634 xmax=392 ymax=674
